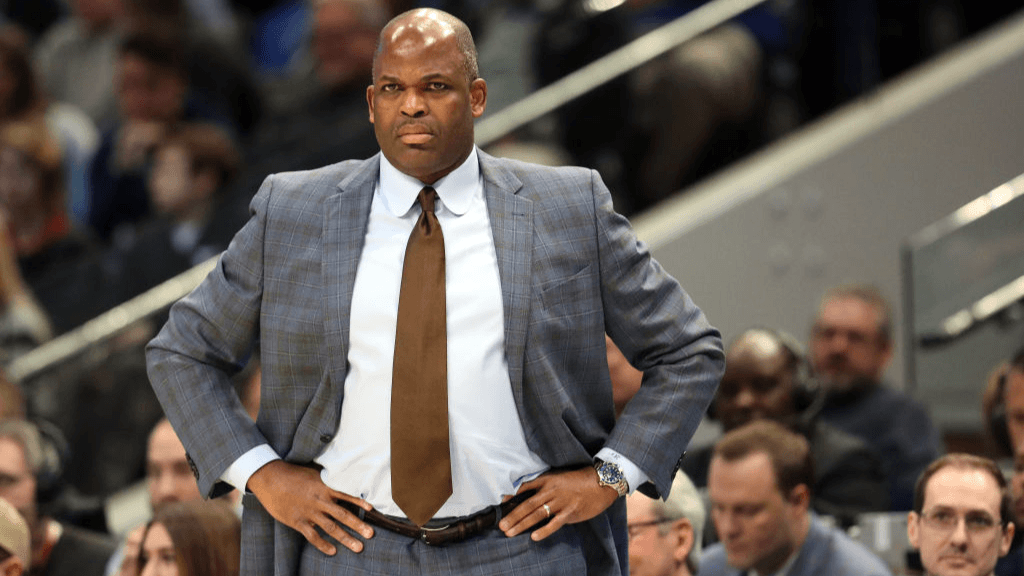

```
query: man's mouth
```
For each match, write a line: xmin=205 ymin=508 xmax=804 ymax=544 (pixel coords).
xmin=939 ymin=554 xmax=971 ymax=566
xmin=398 ymin=126 xmax=432 ymax=145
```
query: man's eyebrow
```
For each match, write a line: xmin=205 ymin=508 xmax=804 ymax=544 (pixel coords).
xmin=421 ymin=73 xmax=452 ymax=81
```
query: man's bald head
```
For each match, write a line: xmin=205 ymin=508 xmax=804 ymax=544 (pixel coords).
xmin=373 ymin=8 xmax=478 ymax=83
xmin=715 ymin=328 xmax=801 ymax=432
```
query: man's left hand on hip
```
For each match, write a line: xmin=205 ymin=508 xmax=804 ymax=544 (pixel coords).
xmin=498 ymin=467 xmax=619 ymax=541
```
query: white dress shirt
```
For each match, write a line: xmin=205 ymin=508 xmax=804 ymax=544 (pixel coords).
xmin=222 ymin=148 xmax=647 ymax=518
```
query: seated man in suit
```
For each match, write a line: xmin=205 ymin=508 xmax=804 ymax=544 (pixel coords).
xmin=682 ymin=327 xmax=888 ymax=525
xmin=908 ymin=454 xmax=1015 ymax=576
xmin=626 ymin=471 xmax=705 ymax=576
xmin=810 ymin=283 xmax=942 ymax=510
xmin=698 ymin=420 xmax=891 ymax=576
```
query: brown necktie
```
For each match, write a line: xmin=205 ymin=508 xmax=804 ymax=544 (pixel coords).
xmin=391 ymin=186 xmax=452 ymax=526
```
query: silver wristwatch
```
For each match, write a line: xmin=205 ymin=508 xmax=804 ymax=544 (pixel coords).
xmin=593 ymin=459 xmax=629 ymax=497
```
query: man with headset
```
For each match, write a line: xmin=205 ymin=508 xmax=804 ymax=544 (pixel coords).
xmin=0 ymin=419 xmax=116 ymax=576
xmin=681 ymin=327 xmax=888 ymax=525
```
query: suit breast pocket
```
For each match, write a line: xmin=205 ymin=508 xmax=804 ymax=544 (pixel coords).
xmin=537 ymin=264 xmax=598 ymax=319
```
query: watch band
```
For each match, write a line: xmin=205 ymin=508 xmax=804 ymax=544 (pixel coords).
xmin=593 ymin=459 xmax=629 ymax=497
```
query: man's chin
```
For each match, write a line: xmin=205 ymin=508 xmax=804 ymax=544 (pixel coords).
xmin=724 ymin=548 xmax=753 ymax=570
xmin=937 ymin=555 xmax=975 ymax=574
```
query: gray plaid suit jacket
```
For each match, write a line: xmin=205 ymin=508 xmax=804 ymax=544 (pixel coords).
xmin=147 ymin=150 xmax=724 ymax=575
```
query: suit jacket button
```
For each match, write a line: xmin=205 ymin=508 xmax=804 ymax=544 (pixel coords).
xmin=186 ymin=453 xmax=200 ymax=480
xmin=320 ymin=434 xmax=333 ymax=443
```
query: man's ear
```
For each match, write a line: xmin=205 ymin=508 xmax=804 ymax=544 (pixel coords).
xmin=470 ymin=78 xmax=487 ymax=118
xmin=788 ymin=484 xmax=810 ymax=512
xmin=366 ymin=85 xmax=375 ymax=124
xmin=672 ymin=518 xmax=694 ymax=565
xmin=1000 ymin=521 xmax=1015 ymax=556
xmin=907 ymin=511 xmax=920 ymax=549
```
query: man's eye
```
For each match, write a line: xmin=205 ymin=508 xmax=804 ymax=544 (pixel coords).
xmin=380 ymin=84 xmax=399 ymax=92
xmin=428 ymin=82 xmax=448 ymax=91
xmin=966 ymin=514 xmax=995 ymax=530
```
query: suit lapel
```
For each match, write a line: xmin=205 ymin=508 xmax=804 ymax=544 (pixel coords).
xmin=323 ymin=156 xmax=379 ymax=395
xmin=479 ymin=152 xmax=533 ymax=414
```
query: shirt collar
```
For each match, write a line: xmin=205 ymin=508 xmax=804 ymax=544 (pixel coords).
xmin=378 ymin=147 xmax=479 ymax=217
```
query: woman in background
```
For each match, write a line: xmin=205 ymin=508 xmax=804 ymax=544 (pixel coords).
xmin=136 ymin=501 xmax=239 ymax=576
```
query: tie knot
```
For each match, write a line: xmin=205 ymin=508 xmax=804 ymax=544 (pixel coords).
xmin=418 ymin=187 xmax=437 ymax=214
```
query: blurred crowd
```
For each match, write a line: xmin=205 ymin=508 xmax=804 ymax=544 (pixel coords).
xmin=0 ymin=0 xmax=1019 ymax=574
xmin=615 ymin=285 xmax=1024 ymax=576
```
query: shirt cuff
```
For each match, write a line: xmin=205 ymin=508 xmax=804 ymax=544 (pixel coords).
xmin=220 ymin=444 xmax=280 ymax=492
xmin=595 ymin=448 xmax=650 ymax=495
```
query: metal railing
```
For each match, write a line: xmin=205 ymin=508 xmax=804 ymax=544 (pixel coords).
xmin=8 ymin=0 xmax=769 ymax=382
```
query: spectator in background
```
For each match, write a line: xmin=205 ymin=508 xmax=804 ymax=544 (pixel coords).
xmin=0 ymin=497 xmax=30 ymax=576
xmin=0 ymin=31 xmax=100 ymax=226
xmin=33 ymin=0 xmax=125 ymax=131
xmin=106 ymin=418 xmax=209 ymax=576
xmin=119 ymin=0 xmax=261 ymax=138
xmin=682 ymin=327 xmax=888 ymax=524
xmin=0 ymin=121 xmax=113 ymax=335
xmin=133 ymin=501 xmax=239 ymax=576
xmin=626 ymin=472 xmax=704 ymax=576
xmin=0 ymin=418 xmax=117 ymax=576
xmin=226 ymin=0 xmax=384 ymax=216
xmin=625 ymin=9 xmax=770 ymax=212
xmin=87 ymin=31 xmax=231 ymax=244
xmin=698 ymin=420 xmax=891 ymax=576
xmin=982 ymin=346 xmax=1024 ymax=459
xmin=810 ymin=283 xmax=943 ymax=510
xmin=145 ymin=419 xmax=202 ymax=511
xmin=0 ymin=211 xmax=52 ymax=366
xmin=908 ymin=454 xmax=1014 ymax=576
xmin=112 ymin=122 xmax=242 ymax=301
xmin=0 ymin=34 xmax=46 ymax=125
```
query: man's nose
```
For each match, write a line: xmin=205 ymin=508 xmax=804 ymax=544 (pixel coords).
xmin=400 ymin=89 xmax=427 ymax=117
xmin=715 ymin=512 xmax=738 ymax=538
xmin=949 ymin=518 xmax=970 ymax=546
xmin=152 ymin=474 xmax=173 ymax=499
xmin=734 ymin=388 xmax=756 ymax=409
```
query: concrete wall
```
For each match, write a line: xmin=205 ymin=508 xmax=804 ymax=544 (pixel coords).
xmin=632 ymin=11 xmax=1024 ymax=434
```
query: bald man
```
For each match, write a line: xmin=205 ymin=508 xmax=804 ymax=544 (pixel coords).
xmin=682 ymin=328 xmax=887 ymax=524
xmin=147 ymin=7 xmax=722 ymax=575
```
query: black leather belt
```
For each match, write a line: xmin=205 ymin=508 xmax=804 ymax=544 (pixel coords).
xmin=337 ymin=489 xmax=539 ymax=546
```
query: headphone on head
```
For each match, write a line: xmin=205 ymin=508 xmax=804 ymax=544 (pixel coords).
xmin=759 ymin=328 xmax=824 ymax=425
xmin=33 ymin=418 xmax=69 ymax=506
xmin=709 ymin=327 xmax=823 ymax=426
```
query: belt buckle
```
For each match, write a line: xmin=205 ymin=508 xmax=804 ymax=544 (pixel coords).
xmin=418 ymin=523 xmax=451 ymax=546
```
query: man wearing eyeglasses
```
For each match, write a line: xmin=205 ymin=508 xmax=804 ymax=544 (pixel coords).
xmin=626 ymin=472 xmax=704 ymax=576
xmin=908 ymin=454 xmax=1015 ymax=576
xmin=698 ymin=421 xmax=891 ymax=576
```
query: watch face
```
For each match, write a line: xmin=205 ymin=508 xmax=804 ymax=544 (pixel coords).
xmin=600 ymin=463 xmax=624 ymax=484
